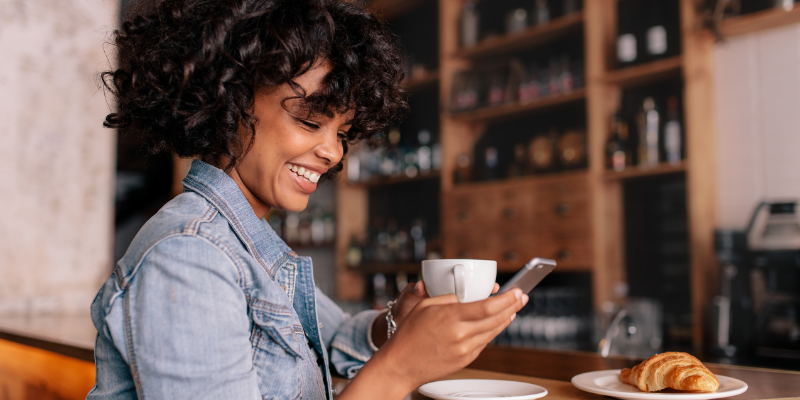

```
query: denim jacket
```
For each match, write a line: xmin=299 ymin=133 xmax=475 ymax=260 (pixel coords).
xmin=87 ymin=160 xmax=380 ymax=400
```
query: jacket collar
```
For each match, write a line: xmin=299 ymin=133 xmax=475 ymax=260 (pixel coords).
xmin=181 ymin=160 xmax=294 ymax=277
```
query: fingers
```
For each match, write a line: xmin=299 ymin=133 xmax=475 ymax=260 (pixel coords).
xmin=414 ymin=281 xmax=428 ymax=297
xmin=460 ymin=293 xmax=527 ymax=338
xmin=458 ymin=289 xmax=525 ymax=321
xmin=491 ymin=283 xmax=500 ymax=294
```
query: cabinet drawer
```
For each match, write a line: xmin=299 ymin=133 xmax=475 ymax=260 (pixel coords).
xmin=444 ymin=183 xmax=536 ymax=228
xmin=535 ymin=228 xmax=593 ymax=270
xmin=443 ymin=229 xmax=538 ymax=270
xmin=533 ymin=178 xmax=590 ymax=224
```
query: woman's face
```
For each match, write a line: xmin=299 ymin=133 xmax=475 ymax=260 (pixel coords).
xmin=228 ymin=62 xmax=351 ymax=218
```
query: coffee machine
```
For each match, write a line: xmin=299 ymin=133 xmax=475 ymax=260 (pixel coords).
xmin=747 ymin=202 xmax=800 ymax=360
xmin=713 ymin=201 xmax=800 ymax=365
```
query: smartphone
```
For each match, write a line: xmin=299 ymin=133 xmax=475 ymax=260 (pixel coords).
xmin=497 ymin=257 xmax=557 ymax=295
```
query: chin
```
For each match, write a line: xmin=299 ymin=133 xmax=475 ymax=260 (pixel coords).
xmin=278 ymin=196 xmax=310 ymax=213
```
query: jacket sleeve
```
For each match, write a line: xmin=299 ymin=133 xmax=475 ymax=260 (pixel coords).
xmin=314 ymin=288 xmax=382 ymax=378
xmin=122 ymin=234 xmax=261 ymax=400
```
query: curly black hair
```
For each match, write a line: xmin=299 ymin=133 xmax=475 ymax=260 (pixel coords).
xmin=103 ymin=0 xmax=408 ymax=179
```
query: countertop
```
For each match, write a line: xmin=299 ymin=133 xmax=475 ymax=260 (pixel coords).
xmin=3 ymin=314 xmax=799 ymax=399
xmin=0 ymin=313 xmax=95 ymax=361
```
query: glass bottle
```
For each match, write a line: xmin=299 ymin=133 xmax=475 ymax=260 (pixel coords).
xmin=508 ymin=143 xmax=527 ymax=178
xmin=663 ymin=96 xmax=683 ymax=164
xmin=461 ymin=1 xmax=480 ymax=48
xmin=606 ymin=113 xmax=630 ymax=171
xmin=645 ymin=0 xmax=668 ymax=61
xmin=616 ymin=0 xmax=639 ymax=67
xmin=637 ymin=97 xmax=660 ymax=167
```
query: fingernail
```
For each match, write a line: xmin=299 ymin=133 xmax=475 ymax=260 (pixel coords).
xmin=522 ymin=294 xmax=529 ymax=306
xmin=511 ymin=313 xmax=517 ymax=321
xmin=514 ymin=289 xmax=522 ymax=300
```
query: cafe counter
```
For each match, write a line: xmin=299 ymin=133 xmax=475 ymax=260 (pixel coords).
xmin=2 ymin=314 xmax=799 ymax=400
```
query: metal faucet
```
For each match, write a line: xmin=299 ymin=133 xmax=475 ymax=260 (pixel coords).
xmin=599 ymin=309 xmax=638 ymax=357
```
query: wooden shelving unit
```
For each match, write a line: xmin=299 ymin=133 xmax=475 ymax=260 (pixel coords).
xmin=343 ymin=0 xmax=719 ymax=351
xmin=604 ymin=56 xmax=683 ymax=88
xmin=348 ymin=171 xmax=440 ymax=188
xmin=450 ymin=89 xmax=586 ymax=123
xmin=404 ymin=69 xmax=440 ymax=93
xmin=366 ymin=0 xmax=430 ymax=21
xmin=718 ymin=5 xmax=800 ymax=38
xmin=454 ymin=12 xmax=584 ymax=59
xmin=603 ymin=162 xmax=687 ymax=181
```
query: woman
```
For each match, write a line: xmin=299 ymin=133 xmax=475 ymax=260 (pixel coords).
xmin=89 ymin=0 xmax=527 ymax=399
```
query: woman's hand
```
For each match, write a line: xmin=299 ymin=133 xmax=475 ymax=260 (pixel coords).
xmin=345 ymin=287 xmax=527 ymax=400
xmin=372 ymin=281 xmax=500 ymax=347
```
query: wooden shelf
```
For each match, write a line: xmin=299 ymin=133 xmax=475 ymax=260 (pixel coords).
xmin=719 ymin=6 xmax=800 ymax=38
xmin=404 ymin=69 xmax=439 ymax=93
xmin=450 ymin=88 xmax=586 ymax=123
xmin=367 ymin=0 xmax=429 ymax=21
xmin=604 ymin=56 xmax=683 ymax=89
xmin=351 ymin=262 xmax=421 ymax=274
xmin=454 ymin=12 xmax=584 ymax=60
xmin=451 ymin=170 xmax=589 ymax=191
xmin=349 ymin=170 xmax=440 ymax=188
xmin=603 ymin=162 xmax=687 ymax=181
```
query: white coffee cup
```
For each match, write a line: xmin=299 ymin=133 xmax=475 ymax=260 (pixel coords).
xmin=421 ymin=259 xmax=497 ymax=303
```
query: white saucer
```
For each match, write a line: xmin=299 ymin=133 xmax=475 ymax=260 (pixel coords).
xmin=571 ymin=370 xmax=748 ymax=400
xmin=418 ymin=379 xmax=548 ymax=400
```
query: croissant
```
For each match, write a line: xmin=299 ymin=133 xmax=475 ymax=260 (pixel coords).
xmin=620 ymin=352 xmax=720 ymax=392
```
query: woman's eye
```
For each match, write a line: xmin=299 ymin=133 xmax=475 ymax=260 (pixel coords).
xmin=337 ymin=132 xmax=347 ymax=139
xmin=300 ymin=120 xmax=320 ymax=130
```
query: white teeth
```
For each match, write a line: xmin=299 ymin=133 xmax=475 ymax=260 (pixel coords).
xmin=286 ymin=163 xmax=319 ymax=184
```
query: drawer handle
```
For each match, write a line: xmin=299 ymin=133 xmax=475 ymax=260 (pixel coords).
xmin=458 ymin=211 xmax=469 ymax=221
xmin=503 ymin=208 xmax=517 ymax=219
xmin=504 ymin=251 xmax=519 ymax=262
xmin=554 ymin=203 xmax=571 ymax=216
xmin=557 ymin=249 xmax=572 ymax=261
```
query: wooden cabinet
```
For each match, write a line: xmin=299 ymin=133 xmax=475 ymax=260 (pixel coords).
xmin=442 ymin=174 xmax=592 ymax=271
xmin=347 ymin=0 xmax=720 ymax=348
xmin=0 ymin=339 xmax=95 ymax=400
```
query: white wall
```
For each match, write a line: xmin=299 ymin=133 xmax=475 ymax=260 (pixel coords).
xmin=0 ymin=0 xmax=118 ymax=314
xmin=714 ymin=24 xmax=800 ymax=230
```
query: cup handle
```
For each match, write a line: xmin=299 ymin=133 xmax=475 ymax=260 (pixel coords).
xmin=453 ymin=264 xmax=467 ymax=302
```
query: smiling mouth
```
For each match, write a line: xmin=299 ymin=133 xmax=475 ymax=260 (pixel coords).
xmin=285 ymin=163 xmax=321 ymax=184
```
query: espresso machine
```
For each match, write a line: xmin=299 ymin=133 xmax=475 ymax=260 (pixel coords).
xmin=747 ymin=202 xmax=800 ymax=361
xmin=714 ymin=201 xmax=800 ymax=365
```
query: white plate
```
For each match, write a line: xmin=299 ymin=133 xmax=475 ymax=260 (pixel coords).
xmin=571 ymin=370 xmax=748 ymax=400
xmin=419 ymin=379 xmax=548 ymax=400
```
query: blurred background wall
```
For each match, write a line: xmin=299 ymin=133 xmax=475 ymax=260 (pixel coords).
xmin=0 ymin=0 xmax=118 ymax=315
xmin=715 ymin=24 xmax=800 ymax=230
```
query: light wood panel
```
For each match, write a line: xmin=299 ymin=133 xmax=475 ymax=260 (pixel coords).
xmin=335 ymin=160 xmax=368 ymax=301
xmin=0 ymin=339 xmax=95 ymax=400
xmin=680 ymin=0 xmax=719 ymax=352
xmin=585 ymin=0 xmax=626 ymax=310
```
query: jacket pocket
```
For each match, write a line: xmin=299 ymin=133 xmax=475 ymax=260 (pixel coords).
xmin=249 ymin=299 xmax=305 ymax=359
xmin=250 ymin=303 xmax=306 ymax=399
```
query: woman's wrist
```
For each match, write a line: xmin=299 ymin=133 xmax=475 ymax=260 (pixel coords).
xmin=337 ymin=342 xmax=417 ymax=400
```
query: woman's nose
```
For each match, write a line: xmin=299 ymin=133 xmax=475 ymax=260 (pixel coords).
xmin=315 ymin=129 xmax=344 ymax=166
